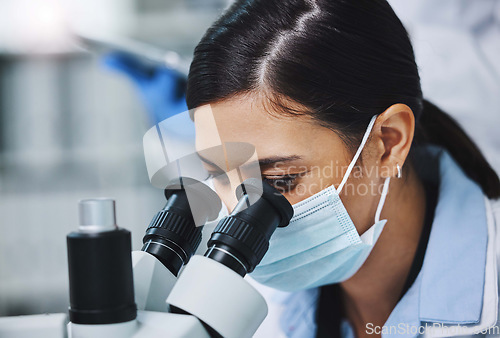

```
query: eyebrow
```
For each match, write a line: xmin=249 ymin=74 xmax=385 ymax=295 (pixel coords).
xmin=258 ymin=155 xmax=302 ymax=167
xmin=197 ymin=153 xmax=302 ymax=170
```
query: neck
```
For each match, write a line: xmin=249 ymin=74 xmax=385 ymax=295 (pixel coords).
xmin=340 ymin=165 xmax=427 ymax=337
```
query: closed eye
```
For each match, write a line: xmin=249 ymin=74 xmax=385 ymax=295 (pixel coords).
xmin=263 ymin=174 xmax=300 ymax=193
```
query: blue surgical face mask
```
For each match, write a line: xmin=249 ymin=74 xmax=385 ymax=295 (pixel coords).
xmin=250 ymin=115 xmax=391 ymax=292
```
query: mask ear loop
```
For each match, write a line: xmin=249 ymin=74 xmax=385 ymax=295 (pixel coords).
xmin=334 ymin=115 xmax=391 ymax=223
xmin=374 ymin=177 xmax=391 ymax=223
xmin=336 ymin=115 xmax=378 ymax=194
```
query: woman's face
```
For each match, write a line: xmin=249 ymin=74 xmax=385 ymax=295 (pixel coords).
xmin=194 ymin=94 xmax=381 ymax=233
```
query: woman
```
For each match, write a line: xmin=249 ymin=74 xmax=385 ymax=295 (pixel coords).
xmin=187 ymin=0 xmax=500 ymax=337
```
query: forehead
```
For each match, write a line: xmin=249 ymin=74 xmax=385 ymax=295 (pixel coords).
xmin=193 ymin=95 xmax=329 ymax=157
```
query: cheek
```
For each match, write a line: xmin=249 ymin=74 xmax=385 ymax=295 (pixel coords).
xmin=282 ymin=177 xmax=329 ymax=205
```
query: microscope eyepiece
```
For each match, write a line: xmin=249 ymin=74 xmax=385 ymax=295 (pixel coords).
xmin=142 ymin=177 xmax=221 ymax=276
xmin=206 ymin=178 xmax=293 ymax=276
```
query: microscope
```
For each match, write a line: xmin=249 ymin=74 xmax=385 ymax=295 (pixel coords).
xmin=65 ymin=176 xmax=293 ymax=338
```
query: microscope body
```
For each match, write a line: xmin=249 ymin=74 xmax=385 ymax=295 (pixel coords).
xmin=131 ymin=250 xmax=177 ymax=313
xmin=67 ymin=254 xmax=268 ymax=338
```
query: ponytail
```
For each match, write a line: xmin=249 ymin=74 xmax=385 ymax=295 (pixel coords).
xmin=415 ymin=99 xmax=500 ymax=199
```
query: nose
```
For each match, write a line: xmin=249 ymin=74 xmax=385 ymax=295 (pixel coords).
xmin=214 ymin=171 xmax=251 ymax=213
xmin=218 ymin=187 xmax=239 ymax=214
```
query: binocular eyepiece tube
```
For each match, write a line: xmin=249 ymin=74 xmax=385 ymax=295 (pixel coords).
xmin=141 ymin=177 xmax=222 ymax=276
xmin=141 ymin=177 xmax=293 ymax=278
xmin=206 ymin=178 xmax=294 ymax=276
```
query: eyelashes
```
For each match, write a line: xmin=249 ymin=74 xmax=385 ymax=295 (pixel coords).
xmin=207 ymin=171 xmax=305 ymax=194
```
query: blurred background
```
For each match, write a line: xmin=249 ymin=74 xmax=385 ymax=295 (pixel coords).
xmin=0 ymin=0 xmax=498 ymax=318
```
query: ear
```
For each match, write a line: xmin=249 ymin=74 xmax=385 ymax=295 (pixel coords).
xmin=371 ymin=104 xmax=415 ymax=178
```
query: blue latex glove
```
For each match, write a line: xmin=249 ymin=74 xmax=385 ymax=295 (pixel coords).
xmin=102 ymin=51 xmax=188 ymax=125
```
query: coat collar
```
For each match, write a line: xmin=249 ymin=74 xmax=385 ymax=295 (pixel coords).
xmin=384 ymin=147 xmax=496 ymax=336
xmin=419 ymin=147 xmax=488 ymax=323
